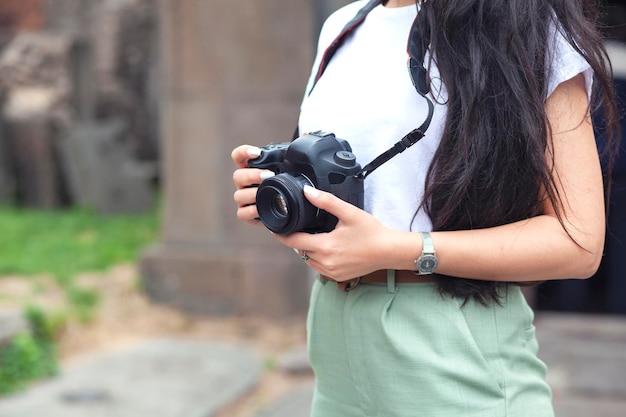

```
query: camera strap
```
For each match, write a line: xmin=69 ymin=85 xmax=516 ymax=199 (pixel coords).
xmin=307 ymin=0 xmax=383 ymax=96
xmin=356 ymin=99 xmax=433 ymax=180
xmin=299 ymin=0 xmax=435 ymax=180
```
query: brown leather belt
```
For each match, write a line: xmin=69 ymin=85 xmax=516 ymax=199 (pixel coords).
xmin=323 ymin=269 xmax=436 ymax=291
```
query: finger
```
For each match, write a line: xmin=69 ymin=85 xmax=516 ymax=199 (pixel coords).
xmin=233 ymin=187 xmax=257 ymax=208
xmin=274 ymin=231 xmax=321 ymax=255
xmin=231 ymin=145 xmax=262 ymax=168
xmin=292 ymin=247 xmax=308 ymax=260
xmin=243 ymin=218 xmax=263 ymax=227
xmin=232 ymin=168 xmax=275 ymax=189
xmin=294 ymin=248 xmax=313 ymax=261
xmin=302 ymin=185 xmax=359 ymax=223
xmin=236 ymin=203 xmax=260 ymax=223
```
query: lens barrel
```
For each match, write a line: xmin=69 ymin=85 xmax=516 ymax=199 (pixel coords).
xmin=256 ymin=174 xmax=317 ymax=234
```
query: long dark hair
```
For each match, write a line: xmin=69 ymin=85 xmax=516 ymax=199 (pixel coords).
xmin=416 ymin=0 xmax=620 ymax=305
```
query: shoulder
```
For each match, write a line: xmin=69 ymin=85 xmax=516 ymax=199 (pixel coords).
xmin=317 ymin=1 xmax=370 ymax=48
xmin=546 ymin=18 xmax=593 ymax=99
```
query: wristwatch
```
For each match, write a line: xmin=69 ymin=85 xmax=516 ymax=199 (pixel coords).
xmin=415 ymin=232 xmax=438 ymax=275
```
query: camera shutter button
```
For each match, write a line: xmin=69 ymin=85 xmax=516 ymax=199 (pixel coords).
xmin=334 ymin=151 xmax=356 ymax=167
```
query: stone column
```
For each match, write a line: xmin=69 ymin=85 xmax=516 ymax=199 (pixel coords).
xmin=140 ymin=0 xmax=315 ymax=317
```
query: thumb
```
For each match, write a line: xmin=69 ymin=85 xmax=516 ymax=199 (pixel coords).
xmin=303 ymin=185 xmax=357 ymax=221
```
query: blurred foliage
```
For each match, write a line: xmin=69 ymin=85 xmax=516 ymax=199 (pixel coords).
xmin=0 ymin=205 xmax=159 ymax=283
xmin=25 ymin=304 xmax=66 ymax=344
xmin=66 ymin=286 xmax=101 ymax=323
xmin=0 ymin=305 xmax=61 ymax=395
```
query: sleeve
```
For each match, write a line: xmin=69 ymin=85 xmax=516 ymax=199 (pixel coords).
xmin=546 ymin=24 xmax=594 ymax=100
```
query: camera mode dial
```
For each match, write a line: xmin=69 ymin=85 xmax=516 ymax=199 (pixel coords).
xmin=334 ymin=150 xmax=357 ymax=167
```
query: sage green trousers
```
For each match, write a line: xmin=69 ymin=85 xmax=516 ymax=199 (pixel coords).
xmin=307 ymin=273 xmax=554 ymax=417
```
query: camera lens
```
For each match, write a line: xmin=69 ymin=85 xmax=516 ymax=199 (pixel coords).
xmin=273 ymin=194 xmax=288 ymax=216
xmin=256 ymin=173 xmax=317 ymax=234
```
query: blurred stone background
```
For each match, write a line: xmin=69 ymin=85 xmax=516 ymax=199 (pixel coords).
xmin=0 ymin=0 xmax=158 ymax=213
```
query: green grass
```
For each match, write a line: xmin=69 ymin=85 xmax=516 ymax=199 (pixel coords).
xmin=0 ymin=205 xmax=159 ymax=284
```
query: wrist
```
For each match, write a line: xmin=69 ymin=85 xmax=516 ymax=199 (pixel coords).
xmin=383 ymin=230 xmax=424 ymax=271
xmin=414 ymin=232 xmax=438 ymax=275
xmin=383 ymin=230 xmax=441 ymax=275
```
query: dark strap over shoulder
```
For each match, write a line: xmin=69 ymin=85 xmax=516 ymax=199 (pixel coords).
xmin=308 ymin=0 xmax=383 ymax=96
xmin=296 ymin=0 xmax=435 ymax=181
xmin=294 ymin=0 xmax=383 ymax=140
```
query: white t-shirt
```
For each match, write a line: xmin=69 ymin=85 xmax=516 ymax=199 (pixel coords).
xmin=298 ymin=1 xmax=592 ymax=232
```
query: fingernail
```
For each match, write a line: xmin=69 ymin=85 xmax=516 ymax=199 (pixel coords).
xmin=303 ymin=185 xmax=319 ymax=197
xmin=247 ymin=147 xmax=261 ymax=157
xmin=260 ymin=171 xmax=275 ymax=180
xmin=293 ymin=248 xmax=299 ymax=254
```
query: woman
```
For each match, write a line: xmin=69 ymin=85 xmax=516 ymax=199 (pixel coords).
xmin=232 ymin=0 xmax=619 ymax=416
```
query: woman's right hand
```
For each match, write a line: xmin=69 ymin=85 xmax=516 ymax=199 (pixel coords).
xmin=231 ymin=145 xmax=275 ymax=226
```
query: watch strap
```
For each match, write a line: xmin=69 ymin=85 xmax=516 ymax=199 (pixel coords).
xmin=421 ymin=232 xmax=434 ymax=254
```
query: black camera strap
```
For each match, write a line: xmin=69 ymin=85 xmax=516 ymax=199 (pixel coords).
xmin=356 ymin=98 xmax=433 ymax=180
xmin=357 ymin=4 xmax=434 ymax=179
xmin=298 ymin=0 xmax=434 ymax=180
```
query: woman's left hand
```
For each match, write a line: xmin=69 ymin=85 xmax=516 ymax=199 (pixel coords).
xmin=273 ymin=185 xmax=399 ymax=281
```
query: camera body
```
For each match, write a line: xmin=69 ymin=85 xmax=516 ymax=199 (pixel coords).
xmin=248 ymin=131 xmax=364 ymax=234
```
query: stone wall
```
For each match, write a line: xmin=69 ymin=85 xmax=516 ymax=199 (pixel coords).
xmin=0 ymin=0 xmax=158 ymax=211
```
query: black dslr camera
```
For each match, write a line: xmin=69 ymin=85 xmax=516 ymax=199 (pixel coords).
xmin=248 ymin=131 xmax=364 ymax=235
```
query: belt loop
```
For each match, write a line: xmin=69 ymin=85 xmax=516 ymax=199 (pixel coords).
xmin=339 ymin=277 xmax=361 ymax=291
xmin=387 ymin=269 xmax=397 ymax=293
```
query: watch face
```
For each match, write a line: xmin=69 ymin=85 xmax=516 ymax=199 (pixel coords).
xmin=418 ymin=254 xmax=438 ymax=273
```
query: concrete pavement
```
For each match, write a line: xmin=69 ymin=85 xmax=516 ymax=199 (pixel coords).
xmin=0 ymin=339 xmax=261 ymax=417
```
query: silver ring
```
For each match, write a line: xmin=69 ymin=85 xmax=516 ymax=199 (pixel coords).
xmin=301 ymin=250 xmax=310 ymax=261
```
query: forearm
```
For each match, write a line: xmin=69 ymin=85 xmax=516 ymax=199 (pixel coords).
xmin=386 ymin=75 xmax=605 ymax=283
xmin=387 ymin=214 xmax=604 ymax=282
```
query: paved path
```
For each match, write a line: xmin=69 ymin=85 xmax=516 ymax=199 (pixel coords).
xmin=0 ymin=339 xmax=261 ymax=417
xmin=0 ymin=308 xmax=28 ymax=345
xmin=537 ymin=313 xmax=626 ymax=417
